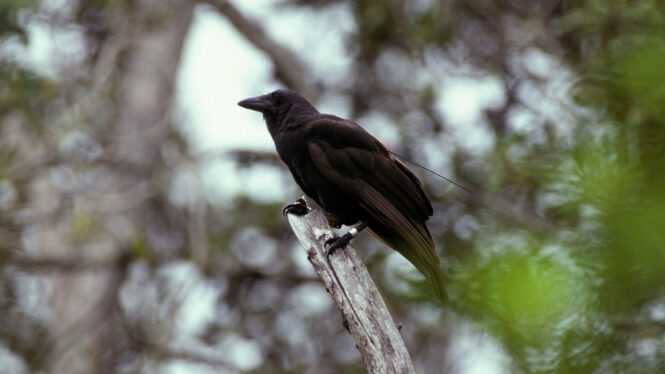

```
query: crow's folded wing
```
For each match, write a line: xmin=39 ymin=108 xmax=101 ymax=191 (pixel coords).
xmin=305 ymin=117 xmax=438 ymax=265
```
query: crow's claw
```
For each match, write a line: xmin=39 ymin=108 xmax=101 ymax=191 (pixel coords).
xmin=325 ymin=233 xmax=352 ymax=258
xmin=282 ymin=198 xmax=311 ymax=216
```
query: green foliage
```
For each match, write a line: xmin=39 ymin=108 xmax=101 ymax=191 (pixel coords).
xmin=0 ymin=62 xmax=54 ymax=125
xmin=457 ymin=233 xmax=595 ymax=371
xmin=601 ymin=194 xmax=665 ymax=311
xmin=130 ymin=234 xmax=151 ymax=260
xmin=563 ymin=1 xmax=665 ymax=123
xmin=558 ymin=1 xmax=665 ymax=321
xmin=615 ymin=40 xmax=665 ymax=116
xmin=353 ymin=0 xmax=402 ymax=58
xmin=0 ymin=0 xmax=53 ymax=125
xmin=351 ymin=0 xmax=450 ymax=59
xmin=407 ymin=4 xmax=450 ymax=50
xmin=445 ymin=3 xmax=665 ymax=370
xmin=477 ymin=254 xmax=581 ymax=337
xmin=0 ymin=0 xmax=35 ymax=42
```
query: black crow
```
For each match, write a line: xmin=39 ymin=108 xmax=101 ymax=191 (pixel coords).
xmin=238 ymin=89 xmax=447 ymax=302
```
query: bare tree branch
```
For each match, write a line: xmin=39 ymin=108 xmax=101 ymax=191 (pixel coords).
xmin=203 ymin=0 xmax=317 ymax=99
xmin=287 ymin=209 xmax=416 ymax=374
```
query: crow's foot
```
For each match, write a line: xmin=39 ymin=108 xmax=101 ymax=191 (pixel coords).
xmin=282 ymin=198 xmax=311 ymax=216
xmin=325 ymin=233 xmax=353 ymax=258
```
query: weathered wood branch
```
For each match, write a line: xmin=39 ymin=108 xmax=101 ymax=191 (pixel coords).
xmin=287 ymin=209 xmax=416 ymax=374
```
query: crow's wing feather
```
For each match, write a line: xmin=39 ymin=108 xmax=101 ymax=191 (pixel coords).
xmin=305 ymin=118 xmax=437 ymax=263
xmin=305 ymin=116 xmax=432 ymax=220
xmin=307 ymin=129 xmax=446 ymax=301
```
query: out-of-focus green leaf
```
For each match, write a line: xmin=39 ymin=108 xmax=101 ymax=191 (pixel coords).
xmin=462 ymin=243 xmax=589 ymax=341
xmin=0 ymin=63 xmax=54 ymax=125
xmin=601 ymin=194 xmax=665 ymax=311
xmin=614 ymin=39 xmax=665 ymax=116
xmin=0 ymin=0 xmax=36 ymax=42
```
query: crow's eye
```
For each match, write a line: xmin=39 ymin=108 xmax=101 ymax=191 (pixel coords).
xmin=271 ymin=92 xmax=283 ymax=103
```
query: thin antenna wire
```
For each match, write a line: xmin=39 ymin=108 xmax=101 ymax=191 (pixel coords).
xmin=390 ymin=152 xmax=474 ymax=194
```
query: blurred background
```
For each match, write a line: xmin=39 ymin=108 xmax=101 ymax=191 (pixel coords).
xmin=1 ymin=0 xmax=665 ymax=373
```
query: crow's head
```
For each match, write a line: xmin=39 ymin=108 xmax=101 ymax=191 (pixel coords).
xmin=238 ymin=89 xmax=318 ymax=135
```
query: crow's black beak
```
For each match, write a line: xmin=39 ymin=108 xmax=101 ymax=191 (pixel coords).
xmin=238 ymin=94 xmax=272 ymax=112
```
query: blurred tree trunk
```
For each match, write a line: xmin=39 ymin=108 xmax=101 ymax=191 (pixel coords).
xmin=37 ymin=1 xmax=195 ymax=373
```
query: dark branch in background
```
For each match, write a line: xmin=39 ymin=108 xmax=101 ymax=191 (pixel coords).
xmin=466 ymin=189 xmax=556 ymax=233
xmin=203 ymin=0 xmax=317 ymax=99
xmin=281 ymin=0 xmax=345 ymax=7
xmin=8 ymin=253 xmax=131 ymax=273
xmin=145 ymin=343 xmax=232 ymax=369
xmin=192 ymin=149 xmax=282 ymax=167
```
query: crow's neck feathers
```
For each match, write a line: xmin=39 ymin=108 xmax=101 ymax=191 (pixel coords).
xmin=266 ymin=99 xmax=319 ymax=138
